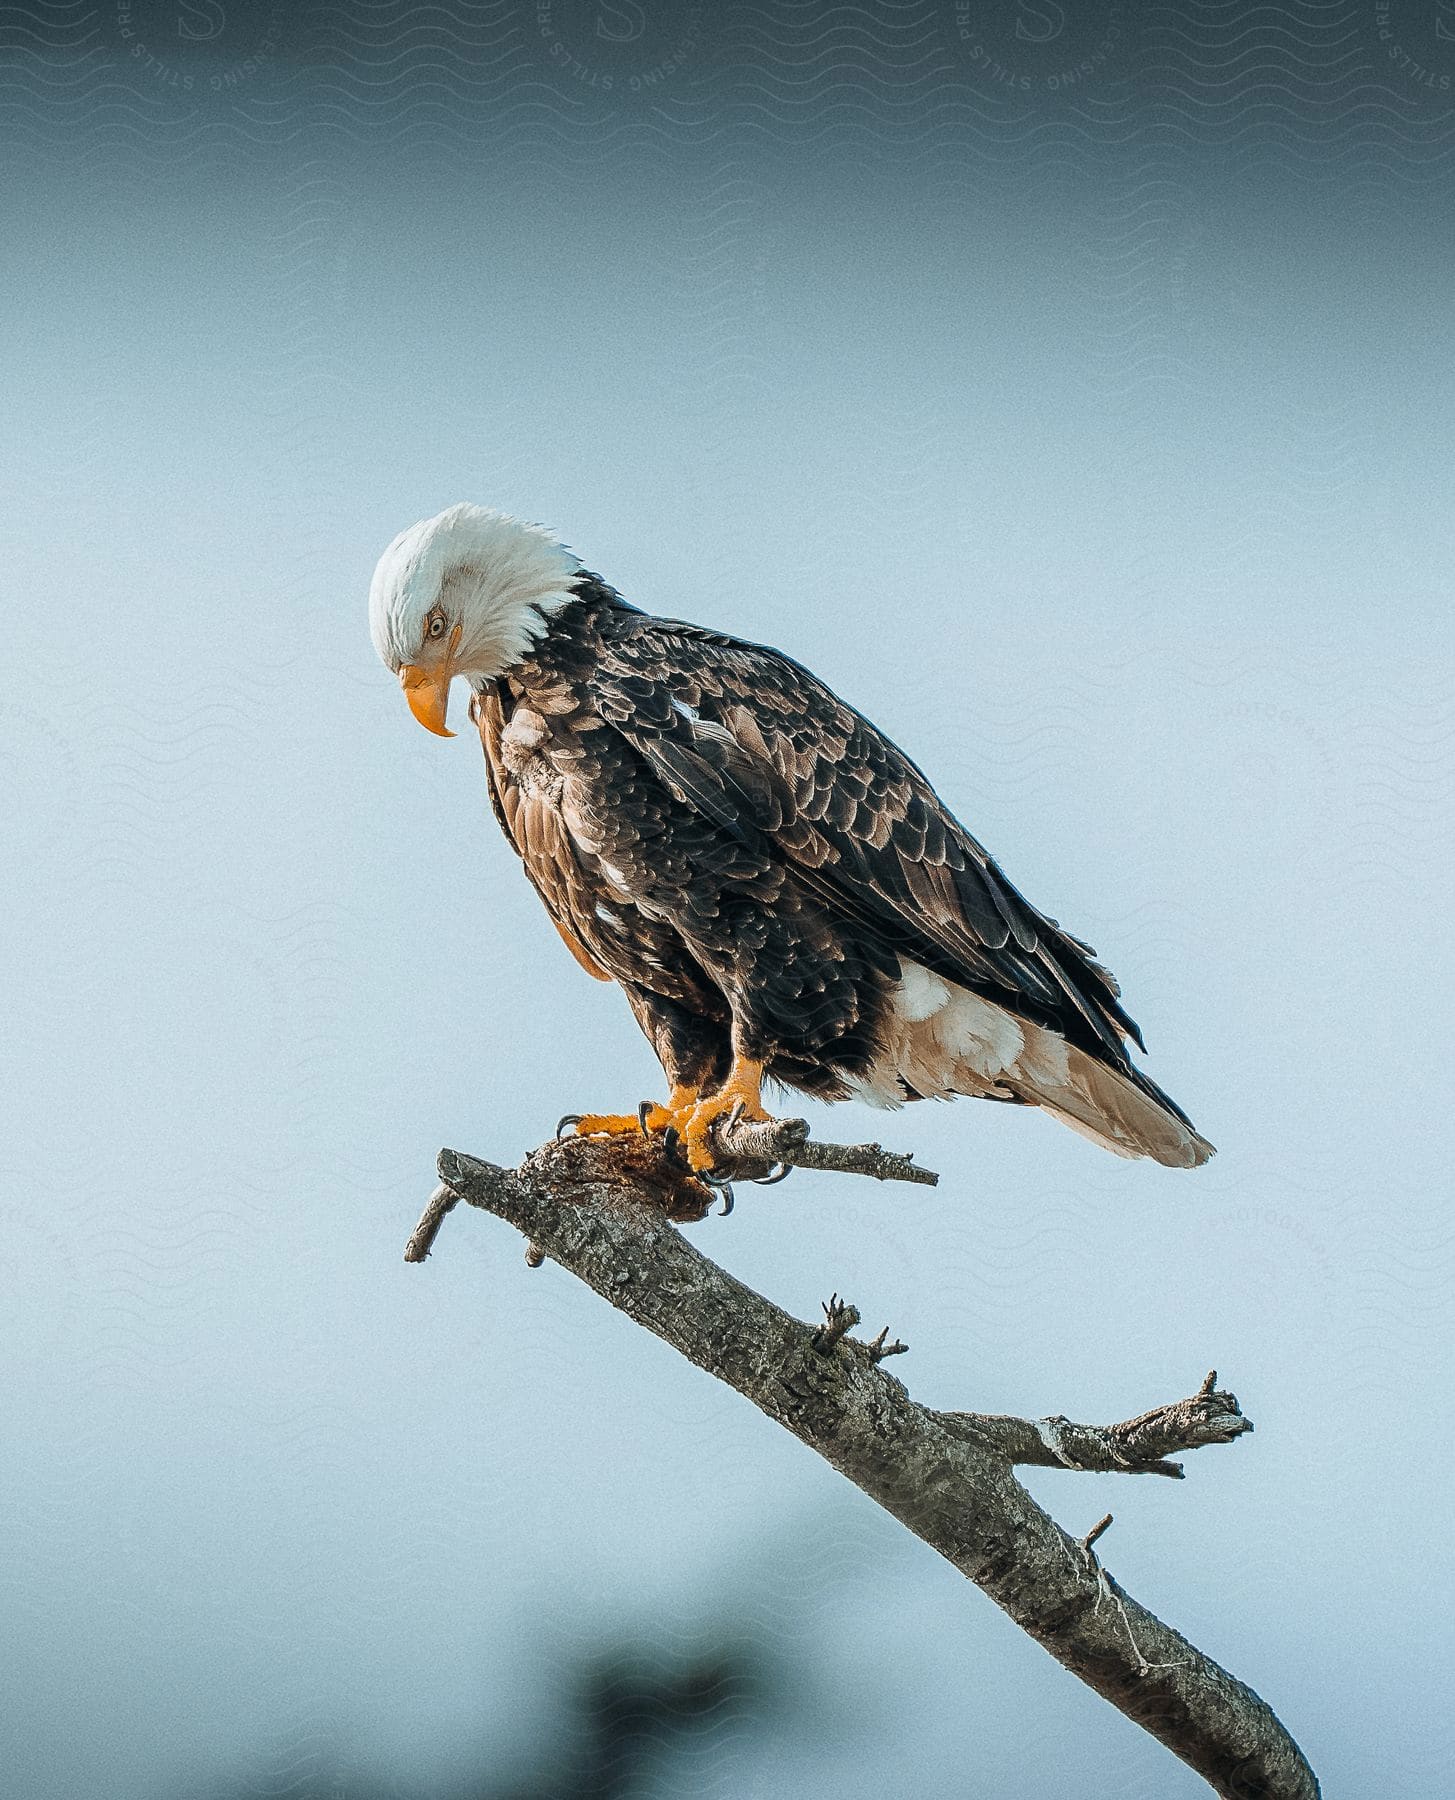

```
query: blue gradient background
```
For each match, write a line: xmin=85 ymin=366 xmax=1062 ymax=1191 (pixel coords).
xmin=3 ymin=3 xmax=1452 ymax=1794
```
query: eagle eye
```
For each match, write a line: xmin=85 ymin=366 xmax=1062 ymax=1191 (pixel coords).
xmin=424 ymin=608 xmax=448 ymax=642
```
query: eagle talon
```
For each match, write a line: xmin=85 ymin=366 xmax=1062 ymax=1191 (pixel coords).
xmin=556 ymin=1113 xmax=583 ymax=1139
xmin=680 ymin=1056 xmax=772 ymax=1172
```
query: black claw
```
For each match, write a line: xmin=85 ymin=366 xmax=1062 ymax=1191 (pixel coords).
xmin=752 ymin=1162 xmax=792 ymax=1186
xmin=661 ymin=1127 xmax=687 ymax=1170
xmin=556 ymin=1114 xmax=583 ymax=1140
xmin=696 ymin=1165 xmax=736 ymax=1213
xmin=636 ymin=1100 xmax=656 ymax=1137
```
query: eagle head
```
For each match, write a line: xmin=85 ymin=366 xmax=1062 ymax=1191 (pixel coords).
xmin=369 ymin=503 xmax=582 ymax=736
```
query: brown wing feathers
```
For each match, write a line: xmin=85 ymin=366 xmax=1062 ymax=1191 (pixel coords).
xmin=592 ymin=613 xmax=1153 ymax=1088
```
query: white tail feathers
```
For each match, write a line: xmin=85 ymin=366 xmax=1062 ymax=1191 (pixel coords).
xmin=856 ymin=961 xmax=1215 ymax=1169
xmin=1007 ymin=1023 xmax=1215 ymax=1169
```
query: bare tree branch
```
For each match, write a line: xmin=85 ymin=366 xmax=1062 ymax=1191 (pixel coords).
xmin=407 ymin=1136 xmax=1320 ymax=1800
xmin=704 ymin=1109 xmax=940 ymax=1186
xmin=403 ymin=1183 xmax=459 ymax=1263
xmin=940 ymin=1369 xmax=1254 ymax=1480
xmin=549 ymin=1108 xmax=940 ymax=1195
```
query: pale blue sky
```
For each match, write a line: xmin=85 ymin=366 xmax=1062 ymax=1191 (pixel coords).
xmin=4 ymin=7 xmax=1453 ymax=1794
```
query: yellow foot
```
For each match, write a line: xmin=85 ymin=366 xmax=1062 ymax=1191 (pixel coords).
xmin=565 ymin=1086 xmax=699 ymax=1142
xmin=682 ymin=1059 xmax=771 ymax=1172
xmin=570 ymin=1112 xmax=647 ymax=1138
xmin=564 ymin=1065 xmax=774 ymax=1176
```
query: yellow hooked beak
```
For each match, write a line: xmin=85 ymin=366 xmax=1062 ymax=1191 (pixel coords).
xmin=398 ymin=623 xmax=461 ymax=738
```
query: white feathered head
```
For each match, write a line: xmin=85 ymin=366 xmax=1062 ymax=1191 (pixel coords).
xmin=369 ymin=503 xmax=581 ymax=735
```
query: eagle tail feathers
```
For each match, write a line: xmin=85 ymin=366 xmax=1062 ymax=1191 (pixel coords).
xmin=1004 ymin=1026 xmax=1215 ymax=1169
xmin=872 ymin=965 xmax=1214 ymax=1169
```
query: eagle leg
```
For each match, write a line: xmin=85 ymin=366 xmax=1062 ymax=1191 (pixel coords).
xmin=570 ymin=1112 xmax=649 ymax=1138
xmin=682 ymin=1057 xmax=771 ymax=1172
xmin=575 ymin=1085 xmax=700 ymax=1142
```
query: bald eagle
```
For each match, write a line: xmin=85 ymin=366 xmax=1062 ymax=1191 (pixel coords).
xmin=370 ymin=505 xmax=1213 ymax=1173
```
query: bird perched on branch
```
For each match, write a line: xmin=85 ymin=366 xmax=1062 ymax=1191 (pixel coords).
xmin=370 ymin=505 xmax=1213 ymax=1173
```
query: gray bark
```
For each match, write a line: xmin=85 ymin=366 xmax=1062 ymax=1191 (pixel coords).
xmin=409 ymin=1134 xmax=1320 ymax=1800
